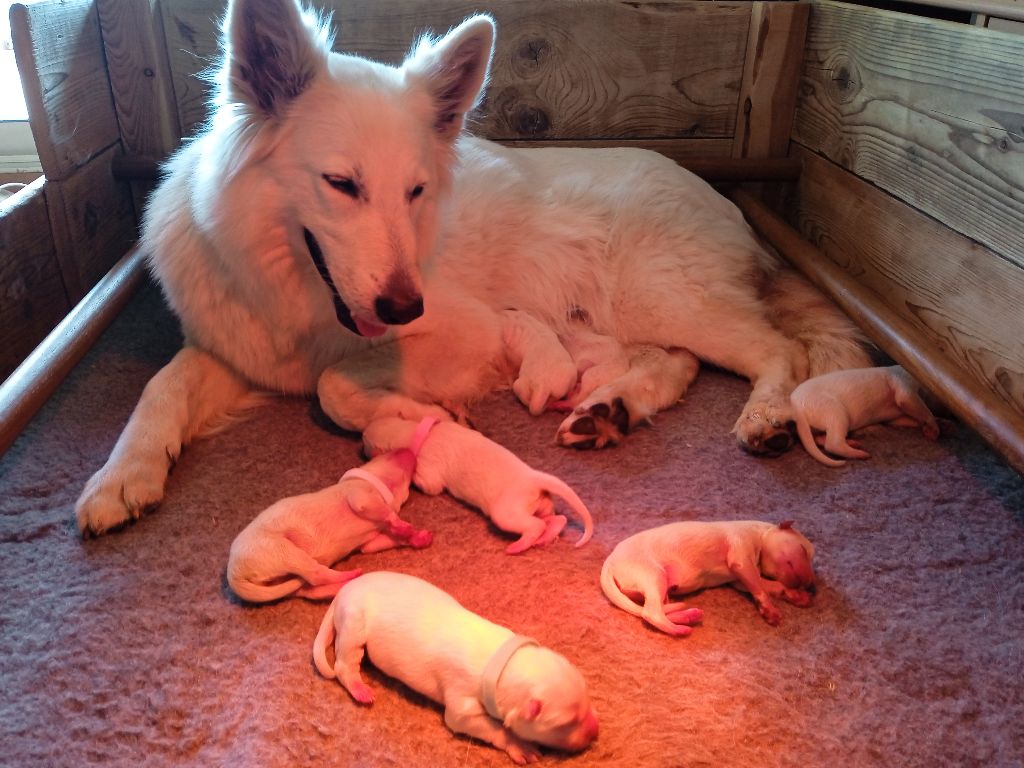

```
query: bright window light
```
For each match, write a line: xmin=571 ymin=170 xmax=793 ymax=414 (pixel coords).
xmin=2 ymin=1 xmax=29 ymax=121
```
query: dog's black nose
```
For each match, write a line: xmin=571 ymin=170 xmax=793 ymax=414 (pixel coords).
xmin=375 ymin=293 xmax=424 ymax=325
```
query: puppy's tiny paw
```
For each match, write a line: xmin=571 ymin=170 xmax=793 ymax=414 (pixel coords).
xmin=348 ymin=680 xmax=375 ymax=705
xmin=409 ymin=529 xmax=433 ymax=548
xmin=759 ymin=603 xmax=782 ymax=626
xmin=784 ymin=589 xmax=813 ymax=607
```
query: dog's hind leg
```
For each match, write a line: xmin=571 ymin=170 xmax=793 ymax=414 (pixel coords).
xmin=75 ymin=346 xmax=258 ymax=536
xmin=556 ymin=345 xmax=699 ymax=448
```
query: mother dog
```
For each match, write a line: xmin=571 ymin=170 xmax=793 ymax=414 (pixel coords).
xmin=76 ymin=0 xmax=868 ymax=535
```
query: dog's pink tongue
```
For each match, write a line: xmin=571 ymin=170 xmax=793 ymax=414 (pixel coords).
xmin=355 ymin=317 xmax=387 ymax=337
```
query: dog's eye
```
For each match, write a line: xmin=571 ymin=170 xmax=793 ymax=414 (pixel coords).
xmin=409 ymin=184 xmax=425 ymax=201
xmin=323 ymin=174 xmax=361 ymax=199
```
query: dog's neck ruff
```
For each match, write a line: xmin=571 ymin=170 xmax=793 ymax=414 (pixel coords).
xmin=480 ymin=634 xmax=539 ymax=720
xmin=340 ymin=467 xmax=394 ymax=507
xmin=409 ymin=416 xmax=440 ymax=456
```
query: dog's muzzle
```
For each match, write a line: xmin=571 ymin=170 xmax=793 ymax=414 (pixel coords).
xmin=304 ymin=228 xmax=424 ymax=335
xmin=304 ymin=228 xmax=362 ymax=336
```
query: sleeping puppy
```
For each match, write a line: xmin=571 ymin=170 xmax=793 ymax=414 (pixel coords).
xmin=600 ymin=520 xmax=815 ymax=635
xmin=790 ymin=365 xmax=939 ymax=467
xmin=362 ymin=417 xmax=594 ymax=554
xmin=313 ymin=571 xmax=599 ymax=764
xmin=227 ymin=425 xmax=435 ymax=602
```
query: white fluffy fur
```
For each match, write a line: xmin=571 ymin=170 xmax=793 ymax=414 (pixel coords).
xmin=75 ymin=0 xmax=869 ymax=535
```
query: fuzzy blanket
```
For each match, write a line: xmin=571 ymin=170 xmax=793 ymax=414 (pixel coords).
xmin=2 ymin=281 xmax=1022 ymax=768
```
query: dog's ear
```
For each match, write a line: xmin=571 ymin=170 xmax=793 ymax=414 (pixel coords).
xmin=503 ymin=698 xmax=543 ymax=728
xmin=779 ymin=519 xmax=795 ymax=530
xmin=219 ymin=0 xmax=329 ymax=117
xmin=403 ymin=15 xmax=496 ymax=141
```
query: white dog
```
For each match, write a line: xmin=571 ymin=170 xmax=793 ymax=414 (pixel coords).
xmin=74 ymin=0 xmax=869 ymax=535
xmin=313 ymin=571 xmax=599 ymax=764
xmin=227 ymin=421 xmax=436 ymax=602
xmin=790 ymin=365 xmax=939 ymax=467
xmin=600 ymin=520 xmax=816 ymax=634
xmin=363 ymin=417 xmax=593 ymax=553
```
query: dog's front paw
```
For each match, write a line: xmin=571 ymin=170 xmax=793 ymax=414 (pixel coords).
xmin=733 ymin=397 xmax=795 ymax=456
xmin=556 ymin=397 xmax=630 ymax=450
xmin=75 ymin=455 xmax=169 ymax=536
xmin=783 ymin=588 xmax=814 ymax=607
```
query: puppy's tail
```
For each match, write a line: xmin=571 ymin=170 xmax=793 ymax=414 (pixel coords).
xmin=794 ymin=411 xmax=845 ymax=468
xmin=538 ymin=473 xmax=594 ymax=546
xmin=312 ymin=595 xmax=339 ymax=679
xmin=599 ymin=556 xmax=643 ymax=618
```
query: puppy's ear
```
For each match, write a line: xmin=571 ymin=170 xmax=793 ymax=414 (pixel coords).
xmin=346 ymin=488 xmax=392 ymax=524
xmin=779 ymin=520 xmax=795 ymax=530
xmin=219 ymin=0 xmax=330 ymax=116
xmin=403 ymin=15 xmax=496 ymax=141
xmin=503 ymin=698 xmax=542 ymax=728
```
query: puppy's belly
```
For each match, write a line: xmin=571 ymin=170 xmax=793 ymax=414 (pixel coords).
xmin=665 ymin=561 xmax=735 ymax=594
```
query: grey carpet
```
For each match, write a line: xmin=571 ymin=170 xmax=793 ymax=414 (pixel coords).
xmin=2 ymin=281 xmax=1022 ymax=768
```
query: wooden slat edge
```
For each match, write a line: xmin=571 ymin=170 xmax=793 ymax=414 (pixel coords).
xmin=0 ymin=246 xmax=148 ymax=457
xmin=731 ymin=188 xmax=1024 ymax=475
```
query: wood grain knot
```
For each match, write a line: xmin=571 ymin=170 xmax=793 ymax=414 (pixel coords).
xmin=492 ymin=86 xmax=551 ymax=137
xmin=516 ymin=37 xmax=549 ymax=69
xmin=825 ymin=55 xmax=860 ymax=105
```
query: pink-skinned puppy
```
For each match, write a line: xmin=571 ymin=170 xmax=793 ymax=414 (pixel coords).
xmin=790 ymin=364 xmax=939 ymax=467
xmin=313 ymin=571 xmax=598 ymax=764
xmin=601 ymin=520 xmax=815 ymax=635
xmin=227 ymin=422 xmax=437 ymax=602
xmin=362 ymin=416 xmax=593 ymax=553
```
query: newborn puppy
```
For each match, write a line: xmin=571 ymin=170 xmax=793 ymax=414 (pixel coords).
xmin=601 ymin=520 xmax=816 ymax=635
xmin=363 ymin=417 xmax=594 ymax=554
xmin=228 ymin=423 xmax=436 ymax=602
xmin=313 ymin=571 xmax=599 ymax=764
xmin=790 ymin=364 xmax=939 ymax=467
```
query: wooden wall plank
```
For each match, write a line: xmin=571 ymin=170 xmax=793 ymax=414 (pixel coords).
xmin=732 ymin=1 xmax=810 ymax=158
xmin=95 ymin=0 xmax=179 ymax=159
xmin=780 ymin=146 xmax=1024 ymax=418
xmin=793 ymin=0 xmax=1024 ymax=266
xmin=161 ymin=0 xmax=751 ymax=142
xmin=10 ymin=0 xmax=121 ymax=182
xmin=44 ymin=146 xmax=138 ymax=304
xmin=0 ymin=178 xmax=71 ymax=382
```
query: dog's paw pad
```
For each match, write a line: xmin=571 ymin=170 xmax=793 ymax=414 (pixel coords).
xmin=555 ymin=397 xmax=629 ymax=450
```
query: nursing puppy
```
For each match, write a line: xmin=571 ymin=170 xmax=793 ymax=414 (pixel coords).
xmin=227 ymin=445 xmax=430 ymax=602
xmin=790 ymin=365 xmax=939 ymax=467
xmin=313 ymin=571 xmax=599 ymax=764
xmin=362 ymin=417 xmax=593 ymax=553
xmin=601 ymin=520 xmax=816 ymax=635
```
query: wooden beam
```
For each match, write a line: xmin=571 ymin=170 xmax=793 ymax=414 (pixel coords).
xmin=794 ymin=0 xmax=1024 ymax=266
xmin=10 ymin=0 xmax=121 ymax=181
xmin=0 ymin=247 xmax=148 ymax=458
xmin=733 ymin=1 xmax=809 ymax=159
xmin=731 ymin=188 xmax=1024 ymax=476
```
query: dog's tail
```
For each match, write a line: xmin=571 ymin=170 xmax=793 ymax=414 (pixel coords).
xmin=538 ymin=473 xmax=594 ymax=546
xmin=764 ymin=269 xmax=873 ymax=378
xmin=312 ymin=595 xmax=340 ymax=679
xmin=599 ymin=556 xmax=643 ymax=617
xmin=794 ymin=411 xmax=846 ymax=468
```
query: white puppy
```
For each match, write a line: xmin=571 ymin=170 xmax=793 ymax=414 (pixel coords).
xmin=362 ymin=417 xmax=593 ymax=554
xmin=227 ymin=421 xmax=437 ymax=602
xmin=600 ymin=520 xmax=816 ymax=635
xmin=313 ymin=571 xmax=599 ymax=764
xmin=790 ymin=365 xmax=939 ymax=467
